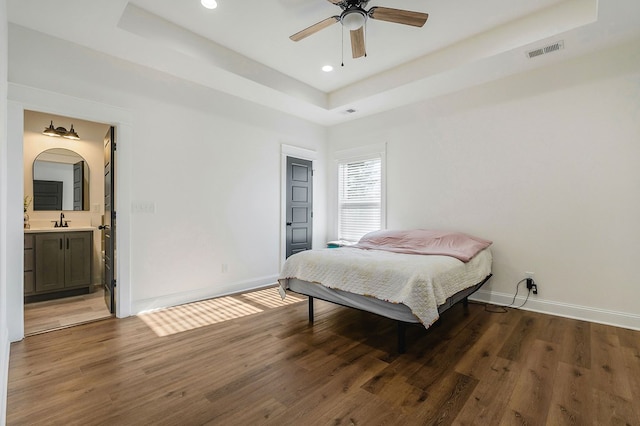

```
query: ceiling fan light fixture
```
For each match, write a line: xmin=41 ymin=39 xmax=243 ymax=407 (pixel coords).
xmin=341 ymin=10 xmax=366 ymax=30
xmin=201 ymin=0 xmax=217 ymax=10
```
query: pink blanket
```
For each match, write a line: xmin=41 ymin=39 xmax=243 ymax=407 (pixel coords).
xmin=352 ymin=229 xmax=492 ymax=262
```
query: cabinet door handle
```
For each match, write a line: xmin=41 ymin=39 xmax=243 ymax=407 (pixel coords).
xmin=66 ymin=238 xmax=69 ymax=250
xmin=60 ymin=238 xmax=62 ymax=250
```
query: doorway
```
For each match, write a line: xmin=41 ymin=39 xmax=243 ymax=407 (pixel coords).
xmin=285 ymin=156 xmax=313 ymax=258
xmin=22 ymin=110 xmax=116 ymax=335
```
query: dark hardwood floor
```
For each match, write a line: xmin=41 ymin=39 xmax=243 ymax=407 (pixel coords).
xmin=7 ymin=290 xmax=640 ymax=425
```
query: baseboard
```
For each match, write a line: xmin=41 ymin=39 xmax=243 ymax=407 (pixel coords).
xmin=470 ymin=289 xmax=640 ymax=331
xmin=131 ymin=275 xmax=279 ymax=315
xmin=1 ymin=326 xmax=9 ymax=426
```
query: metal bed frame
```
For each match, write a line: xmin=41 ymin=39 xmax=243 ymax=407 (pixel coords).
xmin=293 ymin=274 xmax=492 ymax=353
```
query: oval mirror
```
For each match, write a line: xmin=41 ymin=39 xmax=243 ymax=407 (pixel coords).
xmin=33 ymin=148 xmax=90 ymax=211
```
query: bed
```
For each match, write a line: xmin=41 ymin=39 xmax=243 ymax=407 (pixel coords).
xmin=278 ymin=229 xmax=493 ymax=353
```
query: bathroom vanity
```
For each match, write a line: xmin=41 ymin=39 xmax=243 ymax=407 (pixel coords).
xmin=24 ymin=227 xmax=93 ymax=301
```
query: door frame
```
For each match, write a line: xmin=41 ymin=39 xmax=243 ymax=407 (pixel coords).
xmin=7 ymin=84 xmax=133 ymax=342
xmin=280 ymin=144 xmax=316 ymax=269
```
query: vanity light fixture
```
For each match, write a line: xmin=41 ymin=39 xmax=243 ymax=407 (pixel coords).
xmin=64 ymin=125 xmax=80 ymax=140
xmin=201 ymin=0 xmax=218 ymax=9
xmin=43 ymin=121 xmax=60 ymax=137
xmin=42 ymin=120 xmax=81 ymax=140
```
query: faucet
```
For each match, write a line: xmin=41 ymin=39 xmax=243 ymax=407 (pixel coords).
xmin=54 ymin=212 xmax=68 ymax=228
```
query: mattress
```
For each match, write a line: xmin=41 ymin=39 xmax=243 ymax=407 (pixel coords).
xmin=279 ymin=246 xmax=492 ymax=327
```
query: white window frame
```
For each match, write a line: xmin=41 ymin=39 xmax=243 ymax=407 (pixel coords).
xmin=334 ymin=144 xmax=386 ymax=242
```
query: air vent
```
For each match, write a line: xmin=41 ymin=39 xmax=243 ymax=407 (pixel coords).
xmin=526 ymin=40 xmax=564 ymax=59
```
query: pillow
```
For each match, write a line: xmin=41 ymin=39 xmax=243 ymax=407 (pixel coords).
xmin=352 ymin=229 xmax=492 ymax=262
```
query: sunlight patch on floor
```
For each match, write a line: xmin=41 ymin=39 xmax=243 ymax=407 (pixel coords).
xmin=242 ymin=287 xmax=305 ymax=308
xmin=138 ymin=287 xmax=305 ymax=337
xmin=139 ymin=297 xmax=263 ymax=337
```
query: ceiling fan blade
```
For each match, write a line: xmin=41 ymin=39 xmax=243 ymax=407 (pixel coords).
xmin=368 ymin=7 xmax=429 ymax=27
xmin=350 ymin=27 xmax=365 ymax=58
xmin=290 ymin=16 xmax=340 ymax=42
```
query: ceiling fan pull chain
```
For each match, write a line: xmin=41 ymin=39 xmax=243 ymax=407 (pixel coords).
xmin=341 ymin=25 xmax=345 ymax=67
xmin=364 ymin=19 xmax=368 ymax=57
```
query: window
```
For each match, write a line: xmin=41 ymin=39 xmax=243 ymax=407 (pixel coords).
xmin=338 ymin=155 xmax=384 ymax=242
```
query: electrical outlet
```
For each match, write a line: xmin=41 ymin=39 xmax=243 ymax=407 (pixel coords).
xmin=526 ymin=278 xmax=534 ymax=290
xmin=524 ymin=271 xmax=539 ymax=295
xmin=221 ymin=264 xmax=228 ymax=273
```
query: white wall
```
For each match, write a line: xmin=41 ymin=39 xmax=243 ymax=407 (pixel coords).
xmin=7 ymin=25 xmax=327 ymax=320
xmin=0 ymin=1 xmax=8 ymax=423
xmin=0 ymin=0 xmax=9 ymax=425
xmin=328 ymin=39 xmax=640 ymax=329
xmin=0 ymin=0 xmax=9 ymax=426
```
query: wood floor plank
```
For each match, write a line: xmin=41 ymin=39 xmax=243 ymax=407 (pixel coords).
xmin=8 ymin=289 xmax=640 ymax=425
xmin=412 ymin=371 xmax=479 ymax=426
xmin=497 ymin=314 xmax=541 ymax=362
xmin=329 ymin=391 xmax=411 ymax=426
xmin=617 ymin=326 xmax=640 ymax=351
xmin=537 ymin=314 xmax=568 ymax=345
xmin=621 ymin=346 xmax=640 ymax=423
xmin=545 ymin=362 xmax=593 ymax=425
xmin=591 ymin=323 xmax=633 ymax=400
xmin=500 ymin=339 xmax=560 ymax=426
xmin=592 ymin=388 xmax=640 ymax=425
xmin=453 ymin=357 xmax=521 ymax=425
xmin=364 ymin=372 xmax=430 ymax=416
xmin=559 ymin=319 xmax=591 ymax=369
xmin=455 ymin=321 xmax=516 ymax=379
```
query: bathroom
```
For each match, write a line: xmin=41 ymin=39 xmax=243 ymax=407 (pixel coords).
xmin=22 ymin=109 xmax=113 ymax=334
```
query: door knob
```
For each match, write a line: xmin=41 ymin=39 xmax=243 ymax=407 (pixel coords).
xmin=286 ymin=222 xmax=292 ymax=226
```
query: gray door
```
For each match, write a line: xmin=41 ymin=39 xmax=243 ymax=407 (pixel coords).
xmin=73 ymin=161 xmax=84 ymax=211
xmin=286 ymin=157 xmax=313 ymax=258
xmin=101 ymin=127 xmax=116 ymax=313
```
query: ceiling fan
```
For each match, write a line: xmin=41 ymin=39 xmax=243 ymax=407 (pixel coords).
xmin=290 ymin=0 xmax=429 ymax=59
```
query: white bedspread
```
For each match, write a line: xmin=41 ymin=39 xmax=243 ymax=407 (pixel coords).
xmin=278 ymin=247 xmax=492 ymax=327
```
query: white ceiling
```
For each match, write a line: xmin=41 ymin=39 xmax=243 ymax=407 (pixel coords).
xmin=7 ymin=0 xmax=640 ymax=125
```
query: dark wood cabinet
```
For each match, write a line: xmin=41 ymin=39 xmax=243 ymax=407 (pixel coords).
xmin=35 ymin=233 xmax=66 ymax=292
xmin=28 ymin=231 xmax=92 ymax=296
xmin=24 ymin=234 xmax=35 ymax=295
xmin=64 ymin=232 xmax=92 ymax=287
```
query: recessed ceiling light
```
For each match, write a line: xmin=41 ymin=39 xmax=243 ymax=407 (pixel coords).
xmin=322 ymin=65 xmax=333 ymax=72
xmin=201 ymin=0 xmax=218 ymax=9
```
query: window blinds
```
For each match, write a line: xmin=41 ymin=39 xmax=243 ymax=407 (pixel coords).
xmin=338 ymin=157 xmax=382 ymax=242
